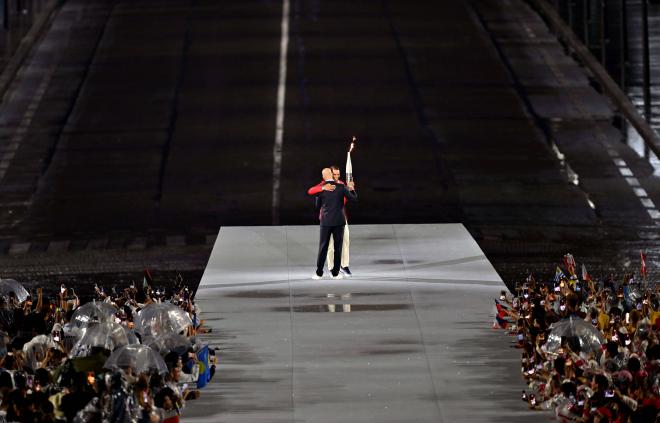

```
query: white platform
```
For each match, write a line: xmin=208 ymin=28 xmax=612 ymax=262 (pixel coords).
xmin=185 ymin=224 xmax=539 ymax=422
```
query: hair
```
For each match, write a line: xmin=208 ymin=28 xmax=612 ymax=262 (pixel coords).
xmin=554 ymin=356 xmax=566 ymax=376
xmin=630 ymin=309 xmax=641 ymax=326
xmin=566 ymin=293 xmax=579 ymax=310
xmin=561 ymin=381 xmax=577 ymax=397
xmin=149 ymin=373 xmax=164 ymax=391
xmin=606 ymin=341 xmax=619 ymax=357
xmin=330 ymin=165 xmax=340 ymax=171
xmin=35 ymin=368 xmax=50 ymax=386
xmin=645 ymin=343 xmax=660 ymax=361
xmin=627 ymin=359 xmax=640 ymax=375
xmin=13 ymin=372 xmax=26 ymax=390
xmin=3 ymin=355 xmax=16 ymax=370
xmin=154 ymin=386 xmax=176 ymax=408
xmin=0 ymin=371 xmax=12 ymax=389
xmin=594 ymin=373 xmax=609 ymax=391
xmin=134 ymin=374 xmax=149 ymax=392
xmin=164 ymin=351 xmax=180 ymax=371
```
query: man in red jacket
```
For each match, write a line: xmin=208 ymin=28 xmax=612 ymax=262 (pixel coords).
xmin=307 ymin=165 xmax=353 ymax=277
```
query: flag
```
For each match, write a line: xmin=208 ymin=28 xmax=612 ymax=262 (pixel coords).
xmin=581 ymin=264 xmax=592 ymax=282
xmin=493 ymin=313 xmax=509 ymax=329
xmin=554 ymin=266 xmax=566 ymax=283
xmin=641 ymin=251 xmax=647 ymax=278
xmin=196 ymin=345 xmax=212 ymax=389
xmin=494 ymin=299 xmax=510 ymax=315
xmin=492 ymin=299 xmax=512 ymax=329
xmin=142 ymin=268 xmax=153 ymax=290
xmin=563 ymin=253 xmax=576 ymax=276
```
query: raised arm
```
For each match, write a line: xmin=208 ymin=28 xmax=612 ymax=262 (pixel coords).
xmin=308 ymin=181 xmax=336 ymax=196
xmin=307 ymin=181 xmax=324 ymax=196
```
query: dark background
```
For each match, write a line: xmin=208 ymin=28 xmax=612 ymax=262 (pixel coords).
xmin=0 ymin=0 xmax=658 ymax=297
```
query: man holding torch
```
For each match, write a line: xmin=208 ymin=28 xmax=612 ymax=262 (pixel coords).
xmin=310 ymin=167 xmax=357 ymax=280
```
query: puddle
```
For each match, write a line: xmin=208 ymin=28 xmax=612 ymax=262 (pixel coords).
xmin=271 ymin=303 xmax=411 ymax=313
xmin=225 ymin=291 xmax=288 ymax=299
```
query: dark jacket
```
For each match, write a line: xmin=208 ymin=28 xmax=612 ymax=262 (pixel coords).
xmin=314 ymin=180 xmax=357 ymax=226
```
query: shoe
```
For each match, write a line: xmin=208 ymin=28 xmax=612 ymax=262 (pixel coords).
xmin=331 ymin=273 xmax=343 ymax=280
xmin=340 ymin=267 xmax=352 ymax=277
xmin=312 ymin=272 xmax=323 ymax=280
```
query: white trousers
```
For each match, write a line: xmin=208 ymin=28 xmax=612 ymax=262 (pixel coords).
xmin=327 ymin=223 xmax=349 ymax=269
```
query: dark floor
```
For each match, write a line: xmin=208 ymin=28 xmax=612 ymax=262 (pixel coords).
xmin=0 ymin=0 xmax=657 ymax=297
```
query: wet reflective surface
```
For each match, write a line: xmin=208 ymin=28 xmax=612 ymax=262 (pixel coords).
xmin=185 ymin=225 xmax=545 ymax=422
xmin=0 ymin=0 xmax=658 ymax=300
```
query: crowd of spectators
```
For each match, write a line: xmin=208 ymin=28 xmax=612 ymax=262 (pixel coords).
xmin=0 ymin=274 xmax=215 ymax=423
xmin=495 ymin=256 xmax=659 ymax=422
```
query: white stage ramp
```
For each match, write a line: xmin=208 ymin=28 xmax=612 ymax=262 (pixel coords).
xmin=184 ymin=224 xmax=541 ymax=422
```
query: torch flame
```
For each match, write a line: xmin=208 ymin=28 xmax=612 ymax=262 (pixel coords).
xmin=349 ymin=136 xmax=356 ymax=152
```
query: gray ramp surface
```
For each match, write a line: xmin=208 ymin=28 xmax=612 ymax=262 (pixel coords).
xmin=185 ymin=224 xmax=543 ymax=422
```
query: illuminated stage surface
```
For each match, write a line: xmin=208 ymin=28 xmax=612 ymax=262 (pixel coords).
xmin=185 ymin=225 xmax=543 ymax=422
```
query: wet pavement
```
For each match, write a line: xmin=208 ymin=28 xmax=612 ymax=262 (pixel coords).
xmin=186 ymin=224 xmax=543 ymax=422
xmin=0 ymin=2 xmax=655 ymax=297
xmin=0 ymin=0 xmax=657 ymax=419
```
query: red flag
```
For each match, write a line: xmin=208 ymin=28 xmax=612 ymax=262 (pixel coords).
xmin=581 ymin=264 xmax=592 ymax=282
xmin=564 ymin=253 xmax=576 ymax=277
xmin=641 ymin=251 xmax=647 ymax=278
xmin=493 ymin=313 xmax=509 ymax=329
xmin=495 ymin=299 xmax=510 ymax=316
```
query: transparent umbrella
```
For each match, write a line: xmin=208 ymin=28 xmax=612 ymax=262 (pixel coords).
xmin=23 ymin=334 xmax=59 ymax=369
xmin=104 ymin=344 xmax=167 ymax=374
xmin=135 ymin=303 xmax=192 ymax=338
xmin=71 ymin=301 xmax=118 ymax=332
xmin=545 ymin=315 xmax=605 ymax=355
xmin=627 ymin=286 xmax=644 ymax=304
xmin=143 ymin=333 xmax=191 ymax=355
xmin=69 ymin=321 xmax=129 ymax=358
xmin=124 ymin=328 xmax=141 ymax=345
xmin=0 ymin=279 xmax=28 ymax=303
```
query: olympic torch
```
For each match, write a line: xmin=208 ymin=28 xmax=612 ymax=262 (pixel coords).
xmin=346 ymin=136 xmax=355 ymax=183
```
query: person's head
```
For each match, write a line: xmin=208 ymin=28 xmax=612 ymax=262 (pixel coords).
xmin=560 ymin=381 xmax=577 ymax=398
xmin=13 ymin=372 xmax=26 ymax=390
xmin=34 ymin=368 xmax=50 ymax=388
xmin=0 ymin=371 xmax=12 ymax=390
xmin=593 ymin=373 xmax=609 ymax=392
xmin=606 ymin=341 xmax=619 ymax=358
xmin=149 ymin=373 xmax=163 ymax=390
xmin=566 ymin=293 xmax=579 ymax=312
xmin=330 ymin=166 xmax=340 ymax=182
xmin=321 ymin=168 xmax=332 ymax=180
xmin=3 ymin=354 xmax=16 ymax=370
xmin=627 ymin=355 xmax=641 ymax=374
xmin=135 ymin=373 xmax=149 ymax=392
xmin=154 ymin=386 xmax=176 ymax=410
xmin=645 ymin=343 xmax=660 ymax=361
xmin=164 ymin=352 xmax=182 ymax=381
xmin=554 ymin=356 xmax=566 ymax=376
